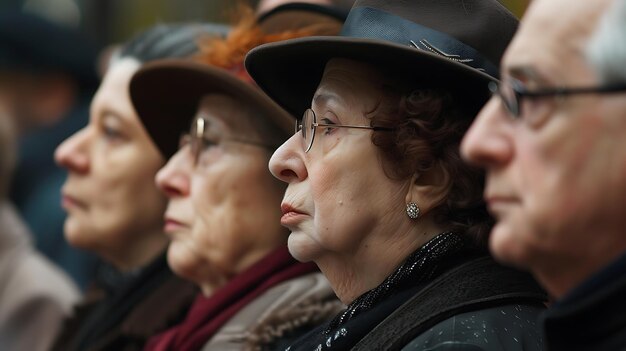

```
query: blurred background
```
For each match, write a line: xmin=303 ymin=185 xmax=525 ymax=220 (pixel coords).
xmin=1 ymin=0 xmax=531 ymax=51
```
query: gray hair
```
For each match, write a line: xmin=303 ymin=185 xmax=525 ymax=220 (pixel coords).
xmin=586 ymin=0 xmax=626 ymax=84
xmin=0 ymin=116 xmax=15 ymax=199
xmin=112 ymin=23 xmax=229 ymax=65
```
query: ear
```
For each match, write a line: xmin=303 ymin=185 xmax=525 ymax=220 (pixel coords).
xmin=405 ymin=161 xmax=451 ymax=216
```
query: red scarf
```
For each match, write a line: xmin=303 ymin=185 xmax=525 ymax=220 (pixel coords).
xmin=144 ymin=247 xmax=317 ymax=351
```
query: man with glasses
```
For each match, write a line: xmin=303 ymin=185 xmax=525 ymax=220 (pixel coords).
xmin=461 ymin=0 xmax=626 ymax=349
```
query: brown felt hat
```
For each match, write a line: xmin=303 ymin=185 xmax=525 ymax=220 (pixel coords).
xmin=129 ymin=3 xmax=348 ymax=159
xmin=129 ymin=59 xmax=294 ymax=159
xmin=245 ymin=0 xmax=519 ymax=118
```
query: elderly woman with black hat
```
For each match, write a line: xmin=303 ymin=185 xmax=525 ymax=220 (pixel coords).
xmin=129 ymin=4 xmax=346 ymax=351
xmin=246 ymin=0 xmax=546 ymax=350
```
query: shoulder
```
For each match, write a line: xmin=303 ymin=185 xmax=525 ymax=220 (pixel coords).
xmin=202 ymin=272 xmax=342 ymax=351
xmin=402 ymin=304 xmax=544 ymax=351
xmin=1 ymin=248 xmax=79 ymax=316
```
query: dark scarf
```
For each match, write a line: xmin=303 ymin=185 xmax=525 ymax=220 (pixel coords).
xmin=145 ymin=247 xmax=317 ymax=351
xmin=284 ymin=232 xmax=470 ymax=351
xmin=542 ymin=253 xmax=626 ymax=350
xmin=54 ymin=252 xmax=195 ymax=351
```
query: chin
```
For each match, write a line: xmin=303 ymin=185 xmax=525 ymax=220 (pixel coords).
xmin=167 ymin=243 xmax=201 ymax=282
xmin=488 ymin=223 xmax=533 ymax=270
xmin=63 ymin=218 xmax=92 ymax=250
xmin=287 ymin=231 xmax=324 ymax=263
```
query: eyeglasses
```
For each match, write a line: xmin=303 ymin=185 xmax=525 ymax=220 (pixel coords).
xmin=295 ymin=108 xmax=393 ymax=153
xmin=489 ymin=79 xmax=626 ymax=120
xmin=180 ymin=117 xmax=276 ymax=166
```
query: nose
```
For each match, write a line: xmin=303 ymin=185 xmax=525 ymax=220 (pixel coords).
xmin=55 ymin=127 xmax=90 ymax=174
xmin=269 ymin=133 xmax=308 ymax=183
xmin=155 ymin=147 xmax=192 ymax=198
xmin=461 ymin=97 xmax=514 ymax=169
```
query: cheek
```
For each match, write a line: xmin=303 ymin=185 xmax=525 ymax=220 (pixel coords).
xmin=167 ymin=237 xmax=207 ymax=283
xmin=91 ymin=146 xmax=166 ymax=240
xmin=307 ymin=149 xmax=382 ymax=251
xmin=188 ymin=162 xmax=258 ymax=270
xmin=513 ymin=117 xmax=611 ymax=251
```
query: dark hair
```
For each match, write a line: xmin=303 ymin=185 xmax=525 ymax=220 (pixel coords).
xmin=115 ymin=23 xmax=229 ymax=64
xmin=370 ymin=86 xmax=492 ymax=247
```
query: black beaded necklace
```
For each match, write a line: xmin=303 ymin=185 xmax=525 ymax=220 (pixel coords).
xmin=324 ymin=231 xmax=466 ymax=334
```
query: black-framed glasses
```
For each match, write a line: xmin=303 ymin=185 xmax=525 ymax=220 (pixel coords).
xmin=489 ymin=79 xmax=626 ymax=119
xmin=180 ymin=117 xmax=276 ymax=166
xmin=295 ymin=108 xmax=393 ymax=153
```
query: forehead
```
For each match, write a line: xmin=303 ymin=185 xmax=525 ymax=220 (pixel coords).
xmin=320 ymin=58 xmax=386 ymax=90
xmin=315 ymin=58 xmax=389 ymax=111
xmin=502 ymin=0 xmax=613 ymax=84
xmin=100 ymin=58 xmax=141 ymax=96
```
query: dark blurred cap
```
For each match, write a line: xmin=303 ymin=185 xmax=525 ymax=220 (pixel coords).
xmin=0 ymin=10 xmax=98 ymax=89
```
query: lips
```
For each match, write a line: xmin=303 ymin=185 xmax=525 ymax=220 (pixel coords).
xmin=280 ymin=203 xmax=308 ymax=226
xmin=60 ymin=192 xmax=87 ymax=210
xmin=485 ymin=194 xmax=519 ymax=217
xmin=163 ymin=216 xmax=190 ymax=234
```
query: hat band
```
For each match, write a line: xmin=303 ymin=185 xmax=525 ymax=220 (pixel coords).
xmin=340 ymin=6 xmax=499 ymax=78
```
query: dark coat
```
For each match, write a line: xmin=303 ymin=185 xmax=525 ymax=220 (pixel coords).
xmin=541 ymin=253 xmax=626 ymax=351
xmin=284 ymin=248 xmax=546 ymax=351
xmin=51 ymin=253 xmax=197 ymax=351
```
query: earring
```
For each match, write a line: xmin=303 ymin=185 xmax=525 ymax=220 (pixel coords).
xmin=406 ymin=202 xmax=420 ymax=219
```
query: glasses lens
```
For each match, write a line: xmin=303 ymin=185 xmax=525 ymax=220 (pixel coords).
xmin=303 ymin=109 xmax=316 ymax=152
xmin=499 ymin=81 xmax=520 ymax=118
xmin=191 ymin=118 xmax=206 ymax=165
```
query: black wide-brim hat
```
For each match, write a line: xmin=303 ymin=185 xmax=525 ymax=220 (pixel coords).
xmin=246 ymin=0 xmax=519 ymax=118
xmin=130 ymin=59 xmax=294 ymax=159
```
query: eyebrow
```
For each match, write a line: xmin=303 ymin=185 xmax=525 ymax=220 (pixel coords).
xmin=507 ymin=65 xmax=551 ymax=86
xmin=312 ymin=92 xmax=344 ymax=109
xmin=99 ymin=107 xmax=131 ymax=128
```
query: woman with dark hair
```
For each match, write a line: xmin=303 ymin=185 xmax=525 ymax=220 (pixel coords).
xmin=51 ymin=23 xmax=227 ymax=351
xmin=246 ymin=0 xmax=547 ymax=350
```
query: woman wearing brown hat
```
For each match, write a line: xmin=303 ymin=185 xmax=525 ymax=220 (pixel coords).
xmin=246 ymin=0 xmax=546 ymax=350
xmin=51 ymin=24 xmax=228 ymax=351
xmin=129 ymin=4 xmax=346 ymax=351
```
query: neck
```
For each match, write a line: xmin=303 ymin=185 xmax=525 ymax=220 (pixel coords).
xmin=198 ymin=244 xmax=281 ymax=297
xmin=534 ymin=244 xmax=626 ymax=299
xmin=317 ymin=217 xmax=446 ymax=304
xmin=108 ymin=229 xmax=168 ymax=272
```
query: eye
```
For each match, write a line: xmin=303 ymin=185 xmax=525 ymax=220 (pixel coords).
xmin=200 ymin=135 xmax=219 ymax=150
xmin=320 ymin=117 xmax=336 ymax=135
xmin=102 ymin=124 xmax=123 ymax=142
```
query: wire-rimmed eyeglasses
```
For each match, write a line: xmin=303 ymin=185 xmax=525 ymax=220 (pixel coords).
xmin=489 ymin=79 xmax=626 ymax=120
xmin=180 ymin=117 xmax=276 ymax=166
xmin=295 ymin=108 xmax=393 ymax=153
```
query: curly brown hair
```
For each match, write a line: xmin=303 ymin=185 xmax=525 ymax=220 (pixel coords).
xmin=369 ymin=85 xmax=492 ymax=247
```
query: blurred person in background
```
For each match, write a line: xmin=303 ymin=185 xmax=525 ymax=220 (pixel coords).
xmin=256 ymin=0 xmax=354 ymax=15
xmin=0 ymin=10 xmax=100 ymax=288
xmin=0 ymin=113 xmax=79 ymax=351
xmin=129 ymin=4 xmax=347 ymax=350
xmin=246 ymin=0 xmax=547 ymax=349
xmin=462 ymin=0 xmax=626 ymax=349
xmin=51 ymin=23 xmax=228 ymax=351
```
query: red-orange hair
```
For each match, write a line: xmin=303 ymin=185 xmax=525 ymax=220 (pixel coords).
xmin=195 ymin=4 xmax=336 ymax=73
